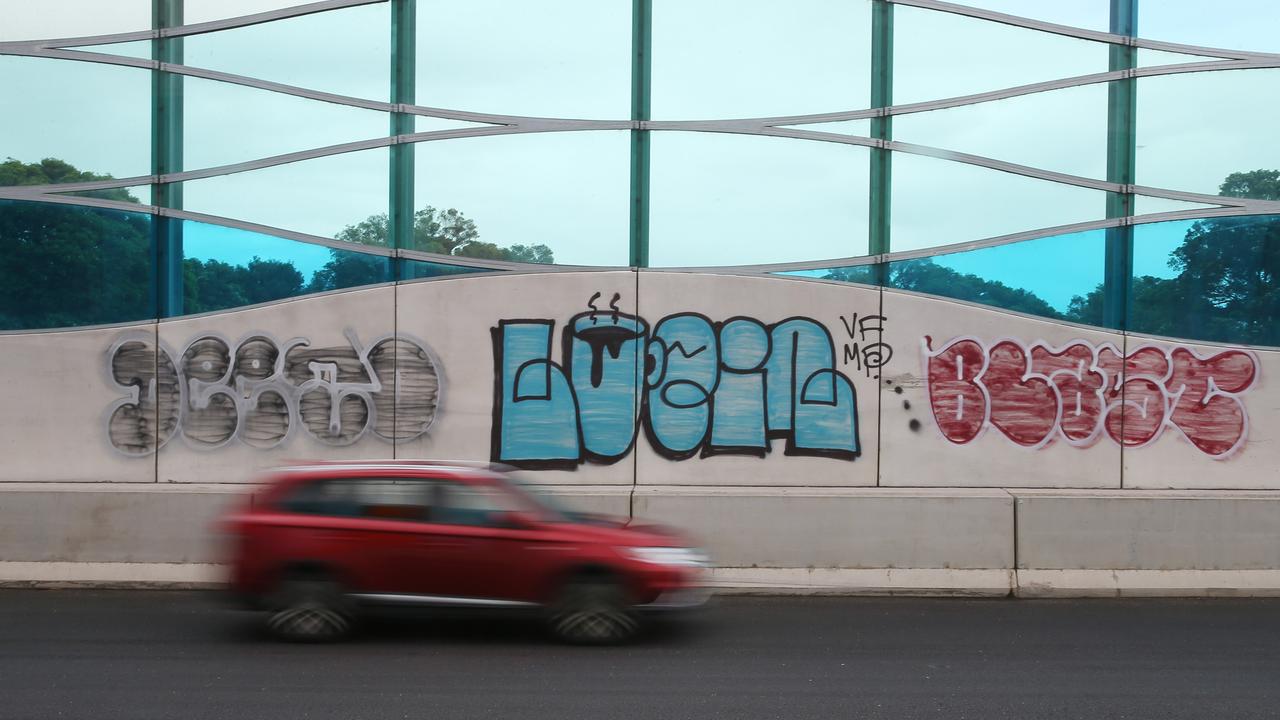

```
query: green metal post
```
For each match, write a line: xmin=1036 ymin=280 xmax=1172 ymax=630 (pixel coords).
xmin=390 ymin=0 xmax=416 ymax=279
xmin=868 ymin=0 xmax=893 ymax=285
xmin=629 ymin=0 xmax=652 ymax=268
xmin=152 ymin=0 xmax=183 ymax=317
xmin=1103 ymin=0 xmax=1137 ymax=329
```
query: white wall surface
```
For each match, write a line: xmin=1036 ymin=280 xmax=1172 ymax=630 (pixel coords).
xmin=1 ymin=271 xmax=1275 ymax=490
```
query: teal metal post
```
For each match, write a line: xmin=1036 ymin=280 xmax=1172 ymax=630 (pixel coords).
xmin=390 ymin=0 xmax=416 ymax=279
xmin=152 ymin=0 xmax=183 ymax=317
xmin=1103 ymin=0 xmax=1137 ymax=329
xmin=868 ymin=0 xmax=893 ymax=285
xmin=629 ymin=0 xmax=652 ymax=268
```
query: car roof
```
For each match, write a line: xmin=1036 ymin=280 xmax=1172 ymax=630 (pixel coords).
xmin=269 ymin=460 xmax=506 ymax=480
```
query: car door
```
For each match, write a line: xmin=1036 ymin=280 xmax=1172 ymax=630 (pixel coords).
xmin=406 ymin=477 xmax=559 ymax=603
xmin=337 ymin=476 xmax=443 ymax=596
xmin=266 ymin=476 xmax=412 ymax=593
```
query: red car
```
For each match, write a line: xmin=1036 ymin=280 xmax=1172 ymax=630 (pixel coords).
xmin=219 ymin=461 xmax=710 ymax=643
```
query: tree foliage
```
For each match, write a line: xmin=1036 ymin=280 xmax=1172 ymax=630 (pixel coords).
xmin=333 ymin=206 xmax=554 ymax=264
xmin=0 ymin=157 xmax=138 ymax=203
xmin=824 ymin=168 xmax=1280 ymax=345
xmin=1065 ymin=168 xmax=1280 ymax=343
xmin=184 ymin=257 xmax=307 ymax=314
xmin=3 ymin=156 xmax=1277 ymax=343
xmin=886 ymin=260 xmax=1064 ymax=319
xmin=1219 ymin=169 xmax=1280 ymax=202
xmin=0 ymin=157 xmax=151 ymax=329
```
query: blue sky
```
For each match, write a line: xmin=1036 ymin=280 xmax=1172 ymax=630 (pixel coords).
xmin=184 ymin=221 xmax=334 ymax=281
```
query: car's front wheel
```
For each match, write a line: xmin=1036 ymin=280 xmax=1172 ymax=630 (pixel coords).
xmin=265 ymin=572 xmax=352 ymax=642
xmin=548 ymin=574 xmax=639 ymax=644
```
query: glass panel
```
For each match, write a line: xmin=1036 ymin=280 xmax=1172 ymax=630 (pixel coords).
xmin=415 ymin=117 xmax=501 ymax=133
xmin=775 ymin=264 xmax=878 ymax=285
xmin=0 ymin=199 xmax=153 ymax=330
xmin=65 ymin=40 xmax=153 ymax=59
xmin=1140 ymin=1 xmax=1280 ymax=54
xmin=651 ymin=0 xmax=871 ymax=120
xmin=1136 ymin=70 xmax=1280 ymax=197
xmin=961 ymin=1 xmax=1109 ymax=31
xmin=650 ymin=132 xmax=869 ymax=266
xmin=0 ymin=1 xmax=149 ymax=41
xmin=57 ymin=185 xmax=154 ymax=206
xmin=184 ymin=76 xmax=387 ymax=170
xmin=183 ymin=2 xmax=389 ymax=101
xmin=413 ymin=131 xmax=629 ymax=266
xmin=417 ymin=0 xmax=630 ymax=119
xmin=403 ymin=259 xmax=498 ymax=280
xmin=1136 ymin=48 xmax=1220 ymax=67
xmin=888 ymin=229 xmax=1106 ymax=323
xmin=894 ymin=5 xmax=1108 ymax=105
xmin=182 ymin=147 xmax=388 ymax=240
xmin=0 ymin=57 xmax=150 ymax=185
xmin=1130 ymin=214 xmax=1280 ymax=345
xmin=891 ymin=152 xmax=1106 ymax=252
xmin=782 ymin=120 xmax=873 ymax=137
xmin=1133 ymin=195 xmax=1224 ymax=217
xmin=893 ymin=83 xmax=1108 ymax=180
xmin=184 ymin=0 xmax=312 ymax=24
xmin=183 ymin=220 xmax=390 ymax=315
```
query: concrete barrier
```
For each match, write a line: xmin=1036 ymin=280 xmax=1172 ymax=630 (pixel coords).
xmin=9 ymin=483 xmax=1279 ymax=596
xmin=1012 ymin=489 xmax=1280 ymax=597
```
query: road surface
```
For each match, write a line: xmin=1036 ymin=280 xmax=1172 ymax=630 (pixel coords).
xmin=1 ymin=590 xmax=1277 ymax=719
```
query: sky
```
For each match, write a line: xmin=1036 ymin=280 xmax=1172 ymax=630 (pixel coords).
xmin=1 ymin=0 xmax=1276 ymax=299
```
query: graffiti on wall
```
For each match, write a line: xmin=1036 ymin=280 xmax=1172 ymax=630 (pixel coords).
xmin=106 ymin=329 xmax=440 ymax=455
xmin=492 ymin=295 xmax=869 ymax=468
xmin=923 ymin=336 xmax=1259 ymax=458
xmin=839 ymin=312 xmax=892 ymax=380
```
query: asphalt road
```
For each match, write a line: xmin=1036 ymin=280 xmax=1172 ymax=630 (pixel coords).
xmin=1 ymin=590 xmax=1278 ymax=719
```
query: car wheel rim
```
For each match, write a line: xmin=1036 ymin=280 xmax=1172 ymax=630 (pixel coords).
xmin=268 ymin=601 xmax=349 ymax=639
xmin=555 ymin=606 xmax=637 ymax=641
xmin=552 ymin=583 xmax=636 ymax=642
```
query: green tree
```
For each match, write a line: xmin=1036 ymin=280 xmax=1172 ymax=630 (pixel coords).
xmin=1219 ymin=169 xmax=1280 ymax=201
xmin=829 ymin=259 xmax=1063 ymax=319
xmin=307 ymin=252 xmax=389 ymax=293
xmin=505 ymin=243 xmax=557 ymax=264
xmin=333 ymin=205 xmax=554 ymax=263
xmin=1074 ymin=168 xmax=1280 ymax=343
xmin=0 ymin=157 xmax=137 ymax=203
xmin=184 ymin=256 xmax=304 ymax=314
xmin=0 ymin=157 xmax=150 ymax=329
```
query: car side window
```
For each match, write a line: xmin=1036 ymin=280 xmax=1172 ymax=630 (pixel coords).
xmin=278 ymin=478 xmax=433 ymax=522
xmin=432 ymin=481 xmax=523 ymax=528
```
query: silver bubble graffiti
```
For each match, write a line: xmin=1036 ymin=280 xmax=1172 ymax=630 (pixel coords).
xmin=105 ymin=329 xmax=441 ymax=455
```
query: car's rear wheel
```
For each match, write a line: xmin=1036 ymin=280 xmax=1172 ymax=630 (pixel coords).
xmin=548 ymin=574 xmax=638 ymax=645
xmin=265 ymin=571 xmax=352 ymax=642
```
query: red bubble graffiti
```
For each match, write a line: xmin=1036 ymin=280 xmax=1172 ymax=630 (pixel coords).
xmin=922 ymin=337 xmax=1259 ymax=458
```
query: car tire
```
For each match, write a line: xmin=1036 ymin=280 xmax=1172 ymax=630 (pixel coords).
xmin=548 ymin=575 xmax=639 ymax=645
xmin=265 ymin=572 xmax=352 ymax=642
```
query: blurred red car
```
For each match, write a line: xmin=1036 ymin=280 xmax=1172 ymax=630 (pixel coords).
xmin=219 ymin=461 xmax=710 ymax=643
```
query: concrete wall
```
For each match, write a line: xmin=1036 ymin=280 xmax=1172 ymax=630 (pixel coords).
xmin=2 ymin=271 xmax=1278 ymax=595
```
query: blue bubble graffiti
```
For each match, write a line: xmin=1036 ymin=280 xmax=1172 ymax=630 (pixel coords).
xmin=491 ymin=304 xmax=863 ymax=469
